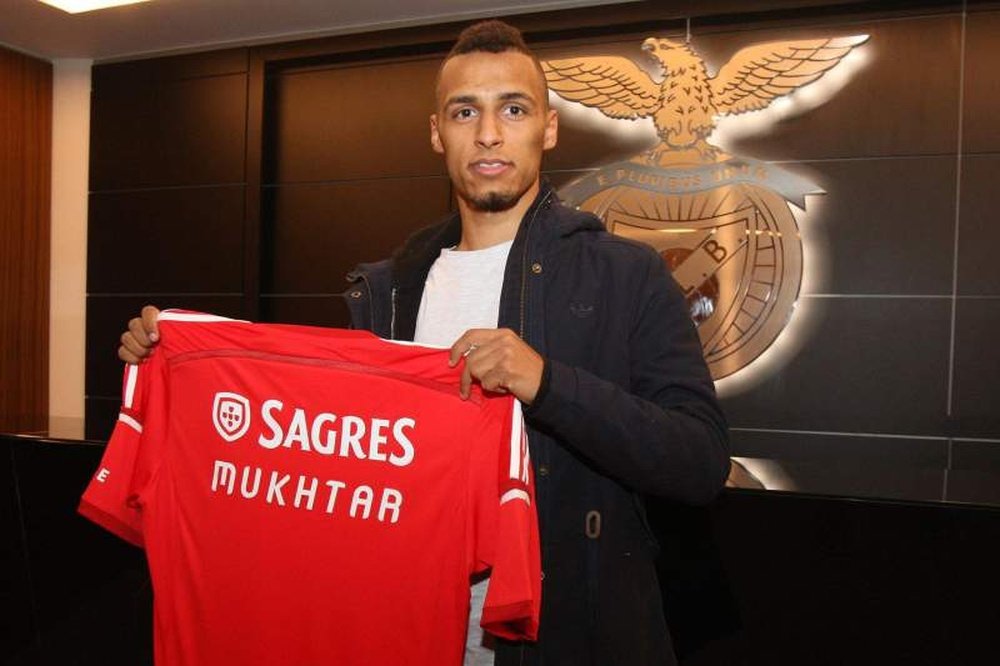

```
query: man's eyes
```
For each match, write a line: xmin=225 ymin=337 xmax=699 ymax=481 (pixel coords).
xmin=449 ymin=104 xmax=530 ymax=120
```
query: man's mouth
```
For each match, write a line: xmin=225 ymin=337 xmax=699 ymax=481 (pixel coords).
xmin=470 ymin=159 xmax=512 ymax=176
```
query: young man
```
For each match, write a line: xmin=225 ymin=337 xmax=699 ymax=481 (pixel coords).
xmin=120 ymin=20 xmax=730 ymax=666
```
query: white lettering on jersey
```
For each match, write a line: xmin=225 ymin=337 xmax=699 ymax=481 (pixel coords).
xmin=339 ymin=415 xmax=366 ymax=459
xmin=258 ymin=399 xmax=284 ymax=449
xmin=350 ymin=486 xmax=374 ymax=519
xmin=294 ymin=476 xmax=319 ymax=510
xmin=325 ymin=480 xmax=347 ymax=513
xmin=240 ymin=467 xmax=262 ymax=499
xmin=96 ymin=468 xmax=111 ymax=483
xmin=390 ymin=419 xmax=416 ymax=466
xmin=310 ymin=413 xmax=337 ymax=454
xmin=369 ymin=418 xmax=389 ymax=462
xmin=246 ymin=398 xmax=416 ymax=467
xmin=212 ymin=460 xmax=237 ymax=494
xmin=282 ymin=409 xmax=310 ymax=451
xmin=378 ymin=488 xmax=403 ymax=524
xmin=266 ymin=472 xmax=290 ymax=506
xmin=211 ymin=460 xmax=404 ymax=523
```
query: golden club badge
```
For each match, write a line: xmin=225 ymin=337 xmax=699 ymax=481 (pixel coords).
xmin=546 ymin=35 xmax=867 ymax=379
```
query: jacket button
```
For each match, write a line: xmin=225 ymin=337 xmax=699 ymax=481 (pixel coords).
xmin=585 ymin=510 xmax=602 ymax=539
xmin=538 ymin=464 xmax=549 ymax=477
xmin=530 ymin=262 xmax=543 ymax=275
xmin=349 ymin=290 xmax=362 ymax=299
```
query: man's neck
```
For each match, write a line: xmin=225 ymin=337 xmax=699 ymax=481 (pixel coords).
xmin=455 ymin=182 xmax=541 ymax=251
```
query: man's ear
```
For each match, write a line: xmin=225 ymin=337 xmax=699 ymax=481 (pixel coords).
xmin=543 ymin=108 xmax=558 ymax=151
xmin=430 ymin=114 xmax=444 ymax=154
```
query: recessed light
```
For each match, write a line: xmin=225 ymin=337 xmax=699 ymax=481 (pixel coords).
xmin=38 ymin=0 xmax=151 ymax=14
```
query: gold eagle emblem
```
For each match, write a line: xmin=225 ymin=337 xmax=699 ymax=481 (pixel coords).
xmin=543 ymin=36 xmax=868 ymax=165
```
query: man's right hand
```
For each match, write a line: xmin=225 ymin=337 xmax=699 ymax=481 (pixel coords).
xmin=118 ymin=305 xmax=161 ymax=364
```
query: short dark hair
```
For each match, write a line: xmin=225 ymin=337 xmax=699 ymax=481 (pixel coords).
xmin=440 ymin=19 xmax=548 ymax=106
xmin=447 ymin=19 xmax=534 ymax=59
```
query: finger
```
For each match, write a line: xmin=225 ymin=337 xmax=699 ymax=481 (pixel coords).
xmin=141 ymin=305 xmax=161 ymax=342
xmin=118 ymin=344 xmax=141 ymax=365
xmin=127 ymin=317 xmax=152 ymax=348
xmin=462 ymin=345 xmax=507 ymax=393
xmin=468 ymin=341 xmax=543 ymax=403
xmin=459 ymin=358 xmax=473 ymax=400
xmin=449 ymin=329 xmax=486 ymax=367
xmin=478 ymin=366 xmax=510 ymax=394
xmin=449 ymin=336 xmax=470 ymax=367
xmin=119 ymin=331 xmax=149 ymax=364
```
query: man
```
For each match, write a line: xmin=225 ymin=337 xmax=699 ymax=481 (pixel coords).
xmin=119 ymin=20 xmax=730 ymax=666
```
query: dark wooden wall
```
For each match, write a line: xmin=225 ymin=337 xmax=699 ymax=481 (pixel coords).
xmin=0 ymin=46 xmax=51 ymax=433
xmin=85 ymin=0 xmax=1000 ymax=506
xmin=86 ymin=49 xmax=250 ymax=432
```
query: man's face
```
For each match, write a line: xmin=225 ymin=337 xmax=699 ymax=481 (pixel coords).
xmin=430 ymin=50 xmax=558 ymax=213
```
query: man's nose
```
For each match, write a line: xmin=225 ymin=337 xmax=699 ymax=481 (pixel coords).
xmin=475 ymin=113 xmax=503 ymax=148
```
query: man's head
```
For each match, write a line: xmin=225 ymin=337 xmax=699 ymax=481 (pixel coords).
xmin=430 ymin=20 xmax=557 ymax=215
xmin=439 ymin=20 xmax=549 ymax=97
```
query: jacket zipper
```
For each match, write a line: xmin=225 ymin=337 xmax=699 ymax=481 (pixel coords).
xmin=517 ymin=191 xmax=551 ymax=666
xmin=519 ymin=190 xmax=552 ymax=338
xmin=354 ymin=272 xmax=375 ymax=333
xmin=390 ymin=287 xmax=398 ymax=340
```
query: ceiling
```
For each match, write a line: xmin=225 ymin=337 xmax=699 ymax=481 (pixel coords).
xmin=0 ymin=0 xmax=634 ymax=62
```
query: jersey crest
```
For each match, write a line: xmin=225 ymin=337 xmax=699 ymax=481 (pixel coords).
xmin=212 ymin=391 xmax=251 ymax=442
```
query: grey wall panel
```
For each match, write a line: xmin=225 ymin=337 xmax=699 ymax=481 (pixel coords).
xmin=951 ymin=298 xmax=1000 ymax=438
xmin=719 ymin=296 xmax=951 ymax=435
xmin=957 ymin=155 xmax=1000 ymax=295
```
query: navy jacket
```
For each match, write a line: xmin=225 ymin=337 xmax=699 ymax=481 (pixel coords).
xmin=344 ymin=183 xmax=730 ymax=665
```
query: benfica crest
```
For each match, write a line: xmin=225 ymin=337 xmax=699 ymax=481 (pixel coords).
xmin=545 ymin=35 xmax=867 ymax=379
xmin=213 ymin=391 xmax=251 ymax=442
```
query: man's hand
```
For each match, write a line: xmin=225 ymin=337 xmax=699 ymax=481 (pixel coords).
xmin=448 ymin=328 xmax=544 ymax=403
xmin=118 ymin=305 xmax=161 ymax=364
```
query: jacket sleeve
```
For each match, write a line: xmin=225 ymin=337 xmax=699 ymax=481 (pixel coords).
xmin=523 ymin=249 xmax=730 ymax=504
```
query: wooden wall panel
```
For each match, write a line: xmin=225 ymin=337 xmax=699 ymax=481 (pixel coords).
xmin=0 ymin=47 xmax=52 ymax=433
xmin=88 ymin=186 xmax=246 ymax=294
xmin=266 ymin=58 xmax=443 ymax=182
xmin=83 ymin=0 xmax=1000 ymax=504
xmin=86 ymin=50 xmax=250 ymax=436
xmin=90 ymin=72 xmax=248 ymax=189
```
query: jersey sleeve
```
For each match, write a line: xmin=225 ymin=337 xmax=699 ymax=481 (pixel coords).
xmin=475 ymin=399 xmax=542 ymax=641
xmin=77 ymin=358 xmax=161 ymax=548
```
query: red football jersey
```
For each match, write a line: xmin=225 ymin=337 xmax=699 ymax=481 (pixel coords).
xmin=79 ymin=311 xmax=540 ymax=666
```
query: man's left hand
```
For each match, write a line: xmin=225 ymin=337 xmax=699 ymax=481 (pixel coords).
xmin=449 ymin=328 xmax=544 ymax=403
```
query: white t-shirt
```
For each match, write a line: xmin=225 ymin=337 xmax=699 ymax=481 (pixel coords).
xmin=414 ymin=240 xmax=513 ymax=348
xmin=413 ymin=239 xmax=514 ymax=666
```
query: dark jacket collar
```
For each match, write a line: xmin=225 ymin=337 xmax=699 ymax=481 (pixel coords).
xmin=372 ymin=180 xmax=601 ymax=340
xmin=390 ymin=181 xmax=558 ymax=286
